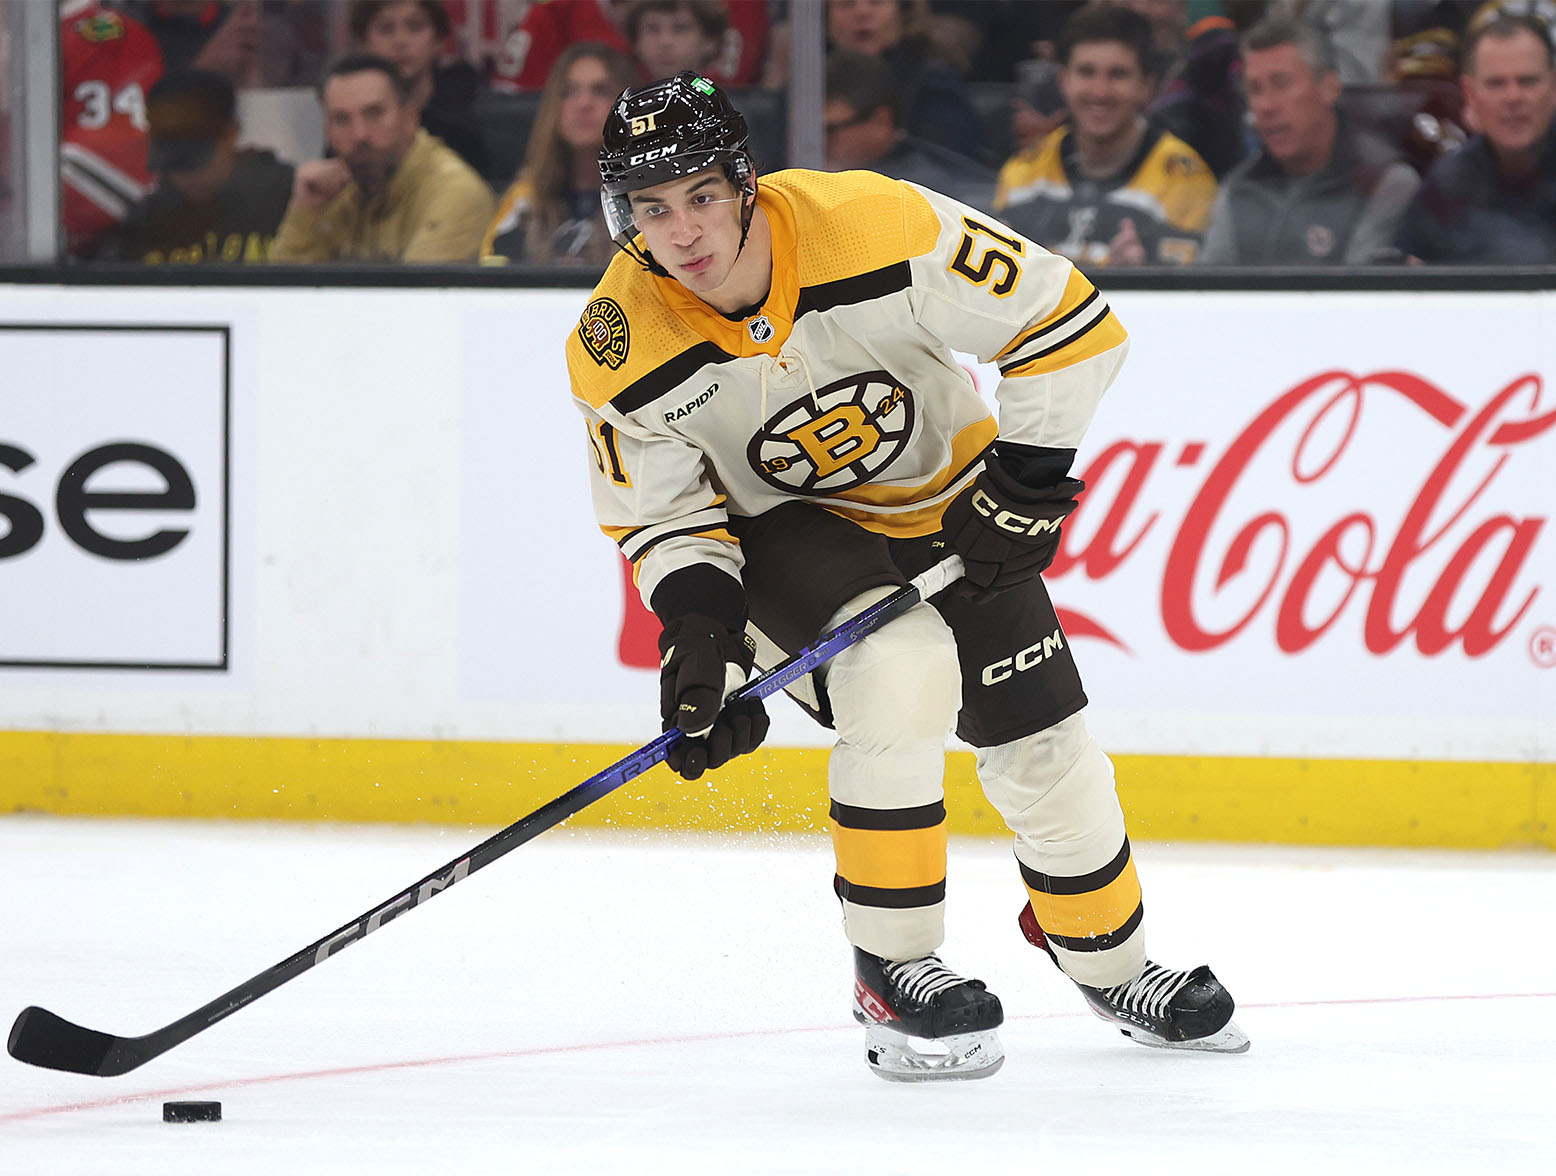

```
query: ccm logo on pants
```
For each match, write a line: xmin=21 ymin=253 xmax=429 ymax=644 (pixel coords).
xmin=982 ymin=629 xmax=1065 ymax=685
xmin=974 ymin=490 xmax=1062 ymax=536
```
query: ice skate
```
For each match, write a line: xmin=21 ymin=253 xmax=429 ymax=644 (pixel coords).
xmin=1019 ymin=904 xmax=1250 ymax=1053
xmin=852 ymin=948 xmax=1005 ymax=1081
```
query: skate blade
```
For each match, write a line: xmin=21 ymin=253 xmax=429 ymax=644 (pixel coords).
xmin=1118 ymin=1019 xmax=1251 ymax=1054
xmin=863 ymin=1026 xmax=1005 ymax=1082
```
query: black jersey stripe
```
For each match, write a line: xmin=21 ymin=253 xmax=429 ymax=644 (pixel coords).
xmin=794 ymin=260 xmax=913 ymax=319
xmin=1017 ymin=838 xmax=1132 ymax=896
xmin=835 ymin=877 xmax=947 ymax=910
xmin=830 ymin=799 xmax=947 ymax=831
xmin=610 ymin=340 xmax=734 ymax=415
xmin=998 ymin=303 xmax=1110 ymax=375
xmin=1044 ymin=902 xmax=1144 ymax=953
xmin=997 ymin=289 xmax=1101 ymax=368
xmin=624 ymin=521 xmax=732 ymax=560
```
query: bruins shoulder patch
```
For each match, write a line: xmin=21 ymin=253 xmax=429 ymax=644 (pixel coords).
xmin=578 ymin=298 xmax=630 ymax=370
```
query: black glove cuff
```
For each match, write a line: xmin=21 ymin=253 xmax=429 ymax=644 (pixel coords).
xmin=650 ymin=565 xmax=746 ymax=633
xmin=657 ymin=613 xmax=757 ymax=675
xmin=990 ymin=442 xmax=1077 ymax=488
xmin=981 ymin=459 xmax=1086 ymax=507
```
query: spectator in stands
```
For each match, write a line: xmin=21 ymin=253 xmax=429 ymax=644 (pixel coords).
xmin=121 ymin=1 xmax=262 ymax=86
xmin=60 ymin=0 xmax=164 ymax=258
xmin=807 ymin=0 xmax=986 ymax=161
xmin=494 ymin=0 xmax=767 ymax=90
xmin=352 ymin=0 xmax=489 ymax=179
xmin=1147 ymin=8 xmax=1259 ymax=178
xmin=925 ymin=1 xmax=1083 ymax=84
xmin=1278 ymin=0 xmax=1391 ymax=85
xmin=1010 ymin=58 xmax=1069 ymax=157
xmin=627 ymin=1 xmax=725 ymax=81
xmin=995 ymin=3 xmax=1217 ymax=265
xmin=1396 ymin=12 xmax=1556 ymax=262
xmin=1102 ymin=0 xmax=1191 ymax=80
xmin=1385 ymin=27 xmax=1470 ymax=176
xmin=96 ymin=68 xmax=293 ymax=263
xmin=1198 ymin=16 xmax=1420 ymax=264
xmin=270 ymin=54 xmax=494 ymax=262
xmin=481 ymin=43 xmax=638 ymax=266
xmin=823 ymin=50 xmax=996 ymax=210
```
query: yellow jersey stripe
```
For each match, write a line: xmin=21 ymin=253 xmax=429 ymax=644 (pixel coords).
xmin=1001 ymin=309 xmax=1128 ymax=379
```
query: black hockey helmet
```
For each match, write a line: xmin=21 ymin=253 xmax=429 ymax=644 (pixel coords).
xmin=598 ymin=72 xmax=756 ymax=271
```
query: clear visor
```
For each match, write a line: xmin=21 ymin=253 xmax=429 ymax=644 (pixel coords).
xmin=602 ymin=184 xmax=752 ymax=245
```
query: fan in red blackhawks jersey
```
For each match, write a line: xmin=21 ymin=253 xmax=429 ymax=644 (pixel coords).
xmin=565 ymin=72 xmax=1250 ymax=1081
xmin=60 ymin=0 xmax=165 ymax=256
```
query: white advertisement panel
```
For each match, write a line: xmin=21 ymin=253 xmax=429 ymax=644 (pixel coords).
xmin=460 ymin=289 xmax=1556 ymax=761
xmin=0 ymin=324 xmax=229 ymax=669
xmin=0 ymin=284 xmax=1546 ymax=766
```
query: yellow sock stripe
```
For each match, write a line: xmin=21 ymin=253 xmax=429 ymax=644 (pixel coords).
xmin=827 ymin=796 xmax=946 ymax=889
xmin=830 ymin=820 xmax=948 ymax=891
xmin=1020 ymin=850 xmax=1142 ymax=940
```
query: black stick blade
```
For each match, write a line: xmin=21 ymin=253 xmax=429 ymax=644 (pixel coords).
xmin=8 ymin=1006 xmax=136 ymax=1076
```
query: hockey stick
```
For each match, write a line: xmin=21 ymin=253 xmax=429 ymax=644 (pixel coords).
xmin=8 ymin=554 xmax=965 ymax=1077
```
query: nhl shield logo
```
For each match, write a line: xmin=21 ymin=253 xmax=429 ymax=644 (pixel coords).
xmin=746 ymin=314 xmax=774 ymax=344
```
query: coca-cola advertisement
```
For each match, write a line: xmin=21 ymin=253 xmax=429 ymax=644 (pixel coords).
xmin=1038 ymin=294 xmax=1555 ymax=761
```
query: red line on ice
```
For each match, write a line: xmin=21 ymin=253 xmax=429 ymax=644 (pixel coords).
xmin=3 ymin=991 xmax=1552 ymax=1123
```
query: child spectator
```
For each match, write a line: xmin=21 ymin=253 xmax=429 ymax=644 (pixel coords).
xmin=626 ymin=1 xmax=726 ymax=82
xmin=492 ymin=0 xmax=766 ymax=90
xmin=352 ymin=0 xmax=490 ymax=177
xmin=481 ymin=43 xmax=639 ymax=265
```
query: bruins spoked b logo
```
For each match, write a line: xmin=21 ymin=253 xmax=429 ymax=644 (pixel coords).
xmin=578 ymin=298 xmax=630 ymax=369
xmin=747 ymin=370 xmax=916 ymax=494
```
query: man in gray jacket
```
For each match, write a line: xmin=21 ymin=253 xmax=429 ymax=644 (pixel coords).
xmin=1197 ymin=16 xmax=1418 ymax=265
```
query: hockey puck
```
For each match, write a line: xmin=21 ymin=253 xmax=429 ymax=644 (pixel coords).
xmin=163 ymin=1100 xmax=222 ymax=1123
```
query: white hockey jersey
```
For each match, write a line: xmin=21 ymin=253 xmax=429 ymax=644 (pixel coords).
xmin=565 ymin=168 xmax=1129 ymax=607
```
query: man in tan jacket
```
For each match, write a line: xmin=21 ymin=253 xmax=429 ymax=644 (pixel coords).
xmin=271 ymin=53 xmax=493 ymax=262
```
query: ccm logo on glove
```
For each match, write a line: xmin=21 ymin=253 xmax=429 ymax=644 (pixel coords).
xmin=972 ymin=489 xmax=1067 ymax=537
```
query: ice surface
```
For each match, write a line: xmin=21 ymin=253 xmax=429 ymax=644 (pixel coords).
xmin=2 ymin=816 xmax=1552 ymax=1174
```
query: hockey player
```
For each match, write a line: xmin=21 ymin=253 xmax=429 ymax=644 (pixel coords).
xmin=566 ymin=72 xmax=1248 ymax=1081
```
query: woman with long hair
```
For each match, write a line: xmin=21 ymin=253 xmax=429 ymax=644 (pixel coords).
xmin=480 ymin=43 xmax=640 ymax=266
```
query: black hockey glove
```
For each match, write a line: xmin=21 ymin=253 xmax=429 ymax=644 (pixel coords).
xmin=940 ymin=464 xmax=1085 ymax=603
xmin=657 ymin=614 xmax=769 ymax=782
xmin=652 ymin=567 xmax=771 ymax=780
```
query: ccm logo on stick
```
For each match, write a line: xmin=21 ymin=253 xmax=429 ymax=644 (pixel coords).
xmin=982 ymin=629 xmax=1065 ymax=685
xmin=972 ymin=489 xmax=1062 ymax=536
xmin=0 ymin=441 xmax=196 ymax=561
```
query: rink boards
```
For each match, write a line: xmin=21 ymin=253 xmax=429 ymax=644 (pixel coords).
xmin=1 ymin=285 xmax=1552 ymax=847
